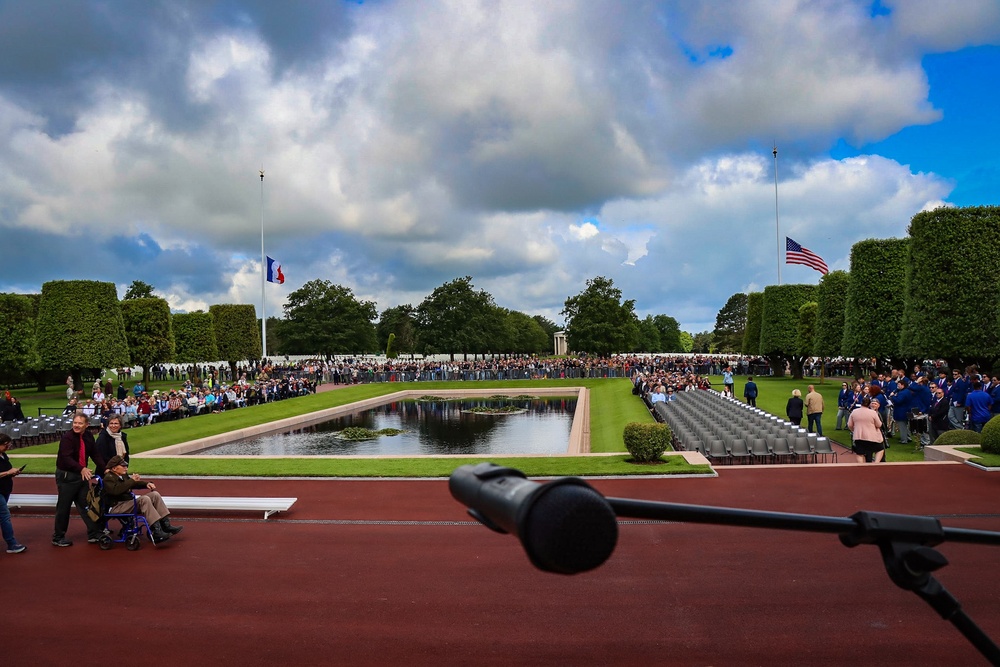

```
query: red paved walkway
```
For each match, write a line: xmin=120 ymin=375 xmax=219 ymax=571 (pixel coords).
xmin=7 ymin=463 xmax=1000 ymax=666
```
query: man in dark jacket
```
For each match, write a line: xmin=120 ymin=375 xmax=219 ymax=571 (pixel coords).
xmin=928 ymin=384 xmax=951 ymax=445
xmin=52 ymin=413 xmax=106 ymax=547
xmin=102 ymin=455 xmax=182 ymax=543
xmin=743 ymin=377 xmax=758 ymax=407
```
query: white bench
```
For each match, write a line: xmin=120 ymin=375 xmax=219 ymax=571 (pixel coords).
xmin=7 ymin=494 xmax=297 ymax=520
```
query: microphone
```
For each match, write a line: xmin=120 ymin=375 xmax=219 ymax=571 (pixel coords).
xmin=449 ymin=462 xmax=618 ymax=574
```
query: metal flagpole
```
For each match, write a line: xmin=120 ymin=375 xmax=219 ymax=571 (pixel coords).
xmin=773 ymin=145 xmax=781 ymax=285
xmin=260 ymin=168 xmax=267 ymax=360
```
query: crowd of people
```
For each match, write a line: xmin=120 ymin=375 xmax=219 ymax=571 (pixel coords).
xmin=61 ymin=371 xmax=318 ymax=428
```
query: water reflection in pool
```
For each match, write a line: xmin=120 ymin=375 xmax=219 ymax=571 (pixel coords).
xmin=196 ymin=397 xmax=577 ymax=456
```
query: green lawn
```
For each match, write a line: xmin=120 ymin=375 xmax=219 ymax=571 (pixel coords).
xmin=959 ymin=447 xmax=1000 ymax=467
xmin=9 ymin=378 xmax=715 ymax=476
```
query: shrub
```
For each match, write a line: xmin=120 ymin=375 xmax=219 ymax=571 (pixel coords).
xmin=623 ymin=422 xmax=672 ymax=463
xmin=933 ymin=429 xmax=983 ymax=447
xmin=980 ymin=416 xmax=1000 ymax=454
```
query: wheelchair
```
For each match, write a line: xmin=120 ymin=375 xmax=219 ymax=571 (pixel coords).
xmin=94 ymin=476 xmax=156 ymax=551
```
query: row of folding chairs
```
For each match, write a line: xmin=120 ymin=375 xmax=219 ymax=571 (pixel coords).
xmin=652 ymin=390 xmax=837 ymax=464
xmin=0 ymin=416 xmax=74 ymax=448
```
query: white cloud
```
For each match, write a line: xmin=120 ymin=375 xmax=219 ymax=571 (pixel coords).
xmin=0 ymin=0 xmax=978 ymax=334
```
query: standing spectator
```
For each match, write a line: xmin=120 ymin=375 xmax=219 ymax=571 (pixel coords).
xmin=0 ymin=434 xmax=27 ymax=554
xmin=847 ymin=396 xmax=885 ymax=463
xmin=950 ymin=369 xmax=970 ymax=430
xmin=805 ymin=385 xmax=824 ymax=436
xmin=132 ymin=380 xmax=144 ymax=398
xmin=52 ymin=413 xmax=106 ymax=547
xmin=965 ymin=381 xmax=993 ymax=433
xmin=786 ymin=389 xmax=804 ymax=427
xmin=723 ymin=366 xmax=734 ymax=397
xmin=743 ymin=377 xmax=758 ymax=407
xmin=891 ymin=380 xmax=914 ymax=444
xmin=836 ymin=382 xmax=854 ymax=430
xmin=928 ymin=384 xmax=951 ymax=445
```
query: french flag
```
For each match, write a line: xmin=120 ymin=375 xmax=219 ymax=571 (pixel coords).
xmin=266 ymin=256 xmax=285 ymax=284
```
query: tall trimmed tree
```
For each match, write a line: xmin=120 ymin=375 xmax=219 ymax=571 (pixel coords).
xmin=797 ymin=301 xmax=818 ymax=357
xmin=121 ymin=297 xmax=174 ymax=387
xmin=173 ymin=311 xmax=218 ymax=386
xmin=35 ymin=280 xmax=130 ymax=390
xmin=841 ymin=238 xmax=908 ymax=365
xmin=759 ymin=284 xmax=816 ymax=378
xmin=210 ymin=304 xmax=262 ymax=379
xmin=742 ymin=292 xmax=764 ymax=355
xmin=899 ymin=206 xmax=1000 ymax=368
xmin=813 ymin=270 xmax=850 ymax=358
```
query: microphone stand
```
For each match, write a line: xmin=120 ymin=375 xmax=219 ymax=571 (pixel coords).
xmin=606 ymin=497 xmax=1000 ymax=665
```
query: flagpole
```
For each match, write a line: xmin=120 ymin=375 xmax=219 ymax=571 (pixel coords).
xmin=773 ymin=145 xmax=781 ymax=285
xmin=260 ymin=168 xmax=267 ymax=360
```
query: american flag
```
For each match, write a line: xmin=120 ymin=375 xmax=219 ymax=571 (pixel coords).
xmin=786 ymin=237 xmax=829 ymax=275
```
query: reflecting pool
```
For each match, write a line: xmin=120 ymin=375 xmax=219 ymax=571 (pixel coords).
xmin=194 ymin=397 xmax=577 ymax=456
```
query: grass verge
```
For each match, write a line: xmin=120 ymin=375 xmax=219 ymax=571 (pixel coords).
xmin=958 ymin=446 xmax=1000 ymax=467
xmin=6 ymin=454 xmax=711 ymax=478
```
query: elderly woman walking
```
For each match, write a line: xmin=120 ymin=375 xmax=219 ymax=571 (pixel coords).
xmin=848 ymin=396 xmax=886 ymax=463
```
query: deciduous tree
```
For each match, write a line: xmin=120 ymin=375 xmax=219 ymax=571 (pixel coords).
xmin=280 ymin=280 xmax=378 ymax=357
xmin=713 ymin=292 xmax=748 ymax=353
xmin=561 ymin=276 xmax=639 ymax=355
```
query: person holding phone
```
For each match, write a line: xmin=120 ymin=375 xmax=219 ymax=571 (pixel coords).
xmin=0 ymin=434 xmax=26 ymax=554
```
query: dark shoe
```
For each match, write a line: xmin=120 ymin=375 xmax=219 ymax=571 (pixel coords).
xmin=52 ymin=538 xmax=73 ymax=547
xmin=6 ymin=543 xmax=26 ymax=554
xmin=161 ymin=516 xmax=183 ymax=535
xmin=150 ymin=522 xmax=171 ymax=544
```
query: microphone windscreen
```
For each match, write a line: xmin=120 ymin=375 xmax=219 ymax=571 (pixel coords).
xmin=521 ymin=482 xmax=618 ymax=574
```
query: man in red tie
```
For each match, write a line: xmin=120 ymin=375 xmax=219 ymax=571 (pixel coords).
xmin=52 ymin=413 xmax=106 ymax=547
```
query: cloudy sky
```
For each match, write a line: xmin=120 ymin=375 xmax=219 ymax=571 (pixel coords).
xmin=1 ymin=0 xmax=998 ymax=333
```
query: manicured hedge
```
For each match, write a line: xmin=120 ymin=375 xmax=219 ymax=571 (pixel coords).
xmin=841 ymin=238 xmax=907 ymax=360
xmin=932 ymin=429 xmax=982 ymax=446
xmin=760 ymin=284 xmax=816 ymax=357
xmin=623 ymin=422 xmax=672 ymax=462
xmin=35 ymin=280 xmax=129 ymax=383
xmin=813 ymin=270 xmax=849 ymax=357
xmin=980 ymin=415 xmax=1000 ymax=454
xmin=899 ymin=206 xmax=1000 ymax=364
xmin=742 ymin=291 xmax=763 ymax=355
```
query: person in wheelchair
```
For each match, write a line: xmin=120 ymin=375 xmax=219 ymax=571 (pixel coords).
xmin=102 ymin=455 xmax=183 ymax=544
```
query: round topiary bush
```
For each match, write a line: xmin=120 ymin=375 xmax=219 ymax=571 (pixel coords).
xmin=979 ymin=415 xmax=1000 ymax=454
xmin=932 ymin=429 xmax=983 ymax=447
xmin=623 ymin=422 xmax=672 ymax=463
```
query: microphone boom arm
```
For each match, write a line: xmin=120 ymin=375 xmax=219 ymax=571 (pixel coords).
xmin=603 ymin=497 xmax=1000 ymax=665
